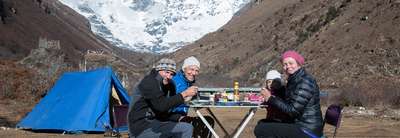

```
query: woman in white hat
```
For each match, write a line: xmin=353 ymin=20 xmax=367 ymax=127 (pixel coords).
xmin=262 ymin=70 xmax=288 ymax=123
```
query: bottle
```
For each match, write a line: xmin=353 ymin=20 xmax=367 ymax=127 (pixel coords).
xmin=234 ymin=81 xmax=239 ymax=102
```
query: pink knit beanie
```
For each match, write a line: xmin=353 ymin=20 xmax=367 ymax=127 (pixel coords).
xmin=281 ymin=50 xmax=305 ymax=65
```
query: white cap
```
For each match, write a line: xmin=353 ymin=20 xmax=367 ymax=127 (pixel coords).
xmin=265 ymin=70 xmax=281 ymax=80
xmin=182 ymin=56 xmax=200 ymax=70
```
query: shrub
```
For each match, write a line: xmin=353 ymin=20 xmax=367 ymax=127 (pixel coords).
xmin=337 ymin=83 xmax=400 ymax=108
xmin=382 ymin=85 xmax=400 ymax=109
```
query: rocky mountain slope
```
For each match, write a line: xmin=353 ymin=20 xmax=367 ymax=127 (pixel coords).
xmin=172 ymin=0 xmax=400 ymax=86
xmin=0 ymin=0 xmax=156 ymax=126
xmin=172 ymin=0 xmax=400 ymax=106
xmin=0 ymin=0 xmax=155 ymax=65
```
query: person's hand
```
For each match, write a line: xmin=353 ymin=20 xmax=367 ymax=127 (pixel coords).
xmin=260 ymin=88 xmax=272 ymax=101
xmin=181 ymin=86 xmax=198 ymax=98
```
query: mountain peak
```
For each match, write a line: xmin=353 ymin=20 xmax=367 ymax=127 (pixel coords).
xmin=59 ymin=0 xmax=251 ymax=53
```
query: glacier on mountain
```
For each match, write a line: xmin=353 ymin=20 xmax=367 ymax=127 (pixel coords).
xmin=59 ymin=0 xmax=250 ymax=53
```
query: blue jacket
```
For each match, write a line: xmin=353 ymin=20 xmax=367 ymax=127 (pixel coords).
xmin=171 ymin=70 xmax=194 ymax=115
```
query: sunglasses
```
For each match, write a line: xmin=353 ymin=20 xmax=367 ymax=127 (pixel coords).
xmin=165 ymin=70 xmax=176 ymax=76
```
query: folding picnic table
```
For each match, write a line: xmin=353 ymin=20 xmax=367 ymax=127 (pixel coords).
xmin=190 ymin=87 xmax=262 ymax=138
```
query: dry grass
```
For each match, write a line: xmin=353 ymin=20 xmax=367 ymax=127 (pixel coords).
xmin=337 ymin=82 xmax=400 ymax=108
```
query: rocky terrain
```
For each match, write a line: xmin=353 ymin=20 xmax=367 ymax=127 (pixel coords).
xmin=172 ymin=0 xmax=400 ymax=107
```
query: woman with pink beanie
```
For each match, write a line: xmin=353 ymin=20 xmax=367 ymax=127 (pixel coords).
xmin=255 ymin=50 xmax=323 ymax=138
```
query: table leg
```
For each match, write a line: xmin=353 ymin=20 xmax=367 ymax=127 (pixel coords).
xmin=205 ymin=108 xmax=230 ymax=136
xmin=195 ymin=109 xmax=219 ymax=138
xmin=232 ymin=108 xmax=257 ymax=138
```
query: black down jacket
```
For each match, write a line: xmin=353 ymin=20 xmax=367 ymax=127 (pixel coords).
xmin=267 ymin=68 xmax=323 ymax=137
xmin=127 ymin=69 xmax=185 ymax=136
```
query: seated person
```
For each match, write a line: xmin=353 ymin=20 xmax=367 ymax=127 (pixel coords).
xmin=255 ymin=51 xmax=323 ymax=138
xmin=127 ymin=58 xmax=197 ymax=138
xmin=171 ymin=56 xmax=215 ymax=138
xmin=261 ymin=70 xmax=290 ymax=123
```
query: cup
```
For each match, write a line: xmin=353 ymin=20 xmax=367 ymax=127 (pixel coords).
xmin=214 ymin=93 xmax=221 ymax=102
xmin=209 ymin=94 xmax=215 ymax=104
xmin=185 ymin=96 xmax=193 ymax=102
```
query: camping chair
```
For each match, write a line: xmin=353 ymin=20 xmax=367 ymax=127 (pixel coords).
xmin=112 ymin=104 xmax=129 ymax=137
xmin=323 ymin=104 xmax=343 ymax=138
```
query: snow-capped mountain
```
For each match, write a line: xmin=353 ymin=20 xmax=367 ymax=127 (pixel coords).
xmin=58 ymin=0 xmax=250 ymax=53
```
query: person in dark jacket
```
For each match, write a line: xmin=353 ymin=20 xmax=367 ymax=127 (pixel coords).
xmin=127 ymin=58 xmax=198 ymax=138
xmin=255 ymin=50 xmax=323 ymax=138
xmin=261 ymin=70 xmax=289 ymax=123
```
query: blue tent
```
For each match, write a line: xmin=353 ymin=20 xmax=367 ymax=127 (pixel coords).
xmin=17 ymin=67 xmax=130 ymax=133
